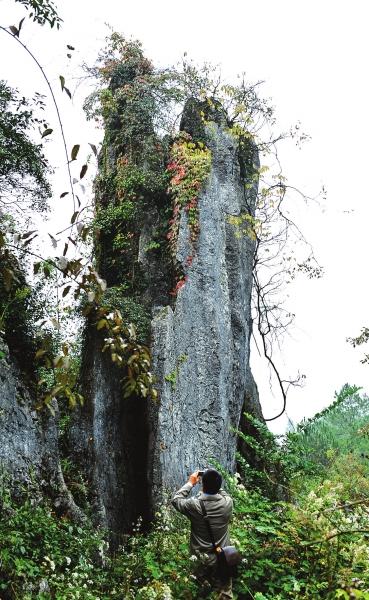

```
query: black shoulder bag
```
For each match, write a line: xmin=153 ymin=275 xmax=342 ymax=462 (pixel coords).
xmin=199 ymin=499 xmax=241 ymax=580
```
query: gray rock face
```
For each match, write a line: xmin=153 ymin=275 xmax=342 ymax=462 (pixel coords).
xmin=0 ymin=336 xmax=43 ymax=486
xmin=0 ymin=335 xmax=86 ymax=522
xmin=73 ymin=102 xmax=262 ymax=535
xmin=70 ymin=329 xmax=151 ymax=534
xmin=149 ymin=116 xmax=261 ymax=499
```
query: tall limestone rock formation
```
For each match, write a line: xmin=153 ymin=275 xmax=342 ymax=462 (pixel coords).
xmin=71 ymin=95 xmax=262 ymax=535
xmin=0 ymin=98 xmax=262 ymax=540
xmin=0 ymin=40 xmax=264 ymax=541
xmin=149 ymin=102 xmax=262 ymax=499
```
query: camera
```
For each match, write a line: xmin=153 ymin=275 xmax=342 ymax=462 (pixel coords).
xmin=197 ymin=470 xmax=204 ymax=477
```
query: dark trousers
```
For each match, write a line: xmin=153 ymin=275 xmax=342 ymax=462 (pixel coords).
xmin=196 ymin=560 xmax=233 ymax=599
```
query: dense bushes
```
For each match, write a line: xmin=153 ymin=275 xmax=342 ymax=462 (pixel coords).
xmin=2 ymin=385 xmax=369 ymax=599
xmin=0 ymin=480 xmax=108 ymax=599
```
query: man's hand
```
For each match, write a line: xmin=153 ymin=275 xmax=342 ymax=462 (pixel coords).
xmin=188 ymin=470 xmax=200 ymax=486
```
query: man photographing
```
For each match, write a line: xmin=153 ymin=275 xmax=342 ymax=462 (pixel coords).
xmin=171 ymin=468 xmax=233 ymax=599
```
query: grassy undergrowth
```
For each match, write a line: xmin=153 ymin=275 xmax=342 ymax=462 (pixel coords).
xmin=1 ymin=385 xmax=369 ymax=599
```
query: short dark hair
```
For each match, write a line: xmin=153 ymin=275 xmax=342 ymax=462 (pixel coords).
xmin=202 ymin=469 xmax=222 ymax=494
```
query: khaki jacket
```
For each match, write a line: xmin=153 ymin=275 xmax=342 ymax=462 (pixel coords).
xmin=172 ymin=482 xmax=233 ymax=558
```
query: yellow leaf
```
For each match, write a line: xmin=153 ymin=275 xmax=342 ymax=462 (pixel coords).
xmin=96 ymin=319 xmax=107 ymax=330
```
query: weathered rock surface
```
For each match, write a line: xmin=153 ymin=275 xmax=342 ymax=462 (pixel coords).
xmin=0 ymin=334 xmax=86 ymax=522
xmin=70 ymin=328 xmax=151 ymax=533
xmin=149 ymin=108 xmax=261 ymax=500
xmin=0 ymin=336 xmax=43 ymax=486
xmin=72 ymin=100 xmax=262 ymax=535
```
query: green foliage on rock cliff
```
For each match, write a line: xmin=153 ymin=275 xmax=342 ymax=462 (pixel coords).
xmin=99 ymin=286 xmax=151 ymax=343
xmin=0 ymin=257 xmax=43 ymax=380
xmin=85 ymin=31 xmax=265 ymax=300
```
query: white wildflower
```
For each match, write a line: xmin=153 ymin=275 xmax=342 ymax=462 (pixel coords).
xmin=43 ymin=556 xmax=55 ymax=571
xmin=162 ymin=584 xmax=173 ymax=600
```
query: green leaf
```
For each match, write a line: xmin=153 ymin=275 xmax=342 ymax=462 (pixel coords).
xmin=71 ymin=144 xmax=80 ymax=161
xmin=80 ymin=164 xmax=88 ymax=179
xmin=9 ymin=25 xmax=19 ymax=37
xmin=60 ymin=191 xmax=69 ymax=198
xmin=41 ymin=128 xmax=53 ymax=138
xmin=62 ymin=285 xmax=71 ymax=297
xmin=70 ymin=211 xmax=79 ymax=224
xmin=43 ymin=263 xmax=52 ymax=277
xmin=89 ymin=143 xmax=97 ymax=156
xmin=59 ymin=75 xmax=65 ymax=90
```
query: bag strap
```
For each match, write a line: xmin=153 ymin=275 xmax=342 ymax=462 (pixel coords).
xmin=199 ymin=499 xmax=218 ymax=552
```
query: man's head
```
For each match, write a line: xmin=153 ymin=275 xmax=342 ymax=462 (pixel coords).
xmin=202 ymin=468 xmax=222 ymax=494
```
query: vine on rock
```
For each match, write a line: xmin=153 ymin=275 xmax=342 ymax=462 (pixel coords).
xmin=166 ymin=133 xmax=211 ymax=294
xmin=95 ymin=307 xmax=156 ymax=400
xmin=167 ymin=133 xmax=211 ymax=254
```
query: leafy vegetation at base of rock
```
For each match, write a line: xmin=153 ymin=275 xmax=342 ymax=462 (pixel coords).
xmin=0 ymin=483 xmax=107 ymax=599
xmin=2 ymin=384 xmax=369 ymax=599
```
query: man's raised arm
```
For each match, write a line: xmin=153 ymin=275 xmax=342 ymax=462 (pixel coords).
xmin=171 ymin=471 xmax=200 ymax=516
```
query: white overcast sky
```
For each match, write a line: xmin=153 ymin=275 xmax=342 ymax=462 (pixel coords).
xmin=1 ymin=0 xmax=369 ymax=432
